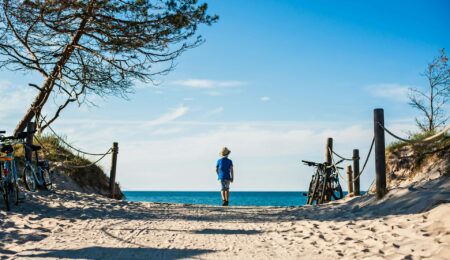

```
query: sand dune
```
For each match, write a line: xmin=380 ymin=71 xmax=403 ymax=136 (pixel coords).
xmin=1 ymin=176 xmax=449 ymax=259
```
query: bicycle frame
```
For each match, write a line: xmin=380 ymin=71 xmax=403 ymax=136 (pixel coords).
xmin=302 ymin=160 xmax=344 ymax=205
xmin=23 ymin=143 xmax=51 ymax=190
xmin=0 ymin=141 xmax=20 ymax=210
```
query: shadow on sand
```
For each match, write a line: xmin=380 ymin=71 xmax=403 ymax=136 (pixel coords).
xmin=19 ymin=246 xmax=214 ymax=260
xmin=12 ymin=176 xmax=449 ymax=223
xmin=193 ymin=228 xmax=262 ymax=235
xmin=2 ymin=176 xmax=449 ymax=253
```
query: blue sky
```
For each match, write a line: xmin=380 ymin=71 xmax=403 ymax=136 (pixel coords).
xmin=1 ymin=0 xmax=449 ymax=191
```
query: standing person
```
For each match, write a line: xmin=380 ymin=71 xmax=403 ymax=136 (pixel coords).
xmin=216 ymin=147 xmax=234 ymax=206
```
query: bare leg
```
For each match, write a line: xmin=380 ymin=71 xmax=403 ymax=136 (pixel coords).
xmin=225 ymin=190 xmax=230 ymax=202
xmin=221 ymin=190 xmax=226 ymax=201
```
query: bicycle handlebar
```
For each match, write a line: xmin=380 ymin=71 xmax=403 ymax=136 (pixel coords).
xmin=0 ymin=131 xmax=29 ymax=141
xmin=301 ymin=160 xmax=344 ymax=170
xmin=302 ymin=160 xmax=323 ymax=166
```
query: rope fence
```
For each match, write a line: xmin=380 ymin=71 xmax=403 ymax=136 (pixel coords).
xmin=33 ymin=118 xmax=113 ymax=170
xmin=31 ymin=119 xmax=119 ymax=198
xmin=59 ymin=150 xmax=112 ymax=169
xmin=352 ymin=137 xmax=375 ymax=183
xmin=328 ymin=136 xmax=375 ymax=184
xmin=331 ymin=150 xmax=352 ymax=161
xmin=378 ymin=123 xmax=449 ymax=144
xmin=41 ymin=117 xmax=112 ymax=156
xmin=329 ymin=150 xmax=348 ymax=187
xmin=310 ymin=109 xmax=448 ymax=200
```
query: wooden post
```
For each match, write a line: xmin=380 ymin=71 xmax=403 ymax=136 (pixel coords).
xmin=325 ymin=137 xmax=333 ymax=165
xmin=374 ymin=108 xmax=387 ymax=199
xmin=324 ymin=138 xmax=333 ymax=202
xmin=109 ymin=142 xmax=118 ymax=199
xmin=346 ymin=165 xmax=353 ymax=196
xmin=352 ymin=149 xmax=361 ymax=196
xmin=25 ymin=121 xmax=35 ymax=162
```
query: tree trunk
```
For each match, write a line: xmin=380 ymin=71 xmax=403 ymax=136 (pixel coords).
xmin=13 ymin=2 xmax=94 ymax=136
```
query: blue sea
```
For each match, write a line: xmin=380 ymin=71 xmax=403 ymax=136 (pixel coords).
xmin=123 ymin=191 xmax=350 ymax=207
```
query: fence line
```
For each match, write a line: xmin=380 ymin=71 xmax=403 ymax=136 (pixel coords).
xmin=353 ymin=137 xmax=375 ymax=183
xmin=59 ymin=150 xmax=112 ymax=169
xmin=331 ymin=149 xmax=352 ymax=161
xmin=378 ymin=123 xmax=449 ymax=144
xmin=328 ymin=137 xmax=375 ymax=183
xmin=40 ymin=117 xmax=112 ymax=156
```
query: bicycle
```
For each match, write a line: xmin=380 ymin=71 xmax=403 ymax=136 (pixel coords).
xmin=22 ymin=140 xmax=52 ymax=192
xmin=301 ymin=159 xmax=344 ymax=205
xmin=0 ymin=131 xmax=21 ymax=211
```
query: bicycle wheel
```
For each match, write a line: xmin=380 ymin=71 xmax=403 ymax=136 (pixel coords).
xmin=309 ymin=174 xmax=325 ymax=205
xmin=42 ymin=169 xmax=52 ymax=190
xmin=306 ymin=173 xmax=318 ymax=205
xmin=7 ymin=182 xmax=19 ymax=207
xmin=330 ymin=177 xmax=343 ymax=200
xmin=34 ymin=168 xmax=45 ymax=188
xmin=23 ymin=166 xmax=36 ymax=192
xmin=317 ymin=174 xmax=328 ymax=204
xmin=2 ymin=182 xmax=10 ymax=211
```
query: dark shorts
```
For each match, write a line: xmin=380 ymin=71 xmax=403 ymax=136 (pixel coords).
xmin=220 ymin=179 xmax=231 ymax=191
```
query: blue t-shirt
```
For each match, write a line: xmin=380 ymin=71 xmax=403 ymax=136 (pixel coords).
xmin=217 ymin=157 xmax=233 ymax=180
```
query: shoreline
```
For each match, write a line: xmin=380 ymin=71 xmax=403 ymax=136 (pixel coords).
xmin=1 ymin=176 xmax=449 ymax=259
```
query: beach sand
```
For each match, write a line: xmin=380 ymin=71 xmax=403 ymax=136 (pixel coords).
xmin=1 ymin=176 xmax=450 ymax=259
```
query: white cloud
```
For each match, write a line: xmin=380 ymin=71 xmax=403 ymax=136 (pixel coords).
xmin=260 ymin=96 xmax=270 ymax=102
xmin=144 ymin=105 xmax=189 ymax=126
xmin=366 ymin=83 xmax=414 ymax=102
xmin=172 ymin=79 xmax=246 ymax=89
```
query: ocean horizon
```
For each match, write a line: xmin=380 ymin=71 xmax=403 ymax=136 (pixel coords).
xmin=123 ymin=191 xmax=355 ymax=207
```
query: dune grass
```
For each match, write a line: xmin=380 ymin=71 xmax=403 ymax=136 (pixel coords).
xmin=14 ymin=134 xmax=123 ymax=199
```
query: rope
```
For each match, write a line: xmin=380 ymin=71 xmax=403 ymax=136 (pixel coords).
xmin=353 ymin=137 xmax=375 ymax=183
xmin=34 ymin=135 xmax=112 ymax=169
xmin=329 ymin=149 xmax=347 ymax=187
xmin=378 ymin=123 xmax=450 ymax=144
xmin=41 ymin=117 xmax=111 ymax=156
xmin=58 ymin=150 xmax=112 ymax=169
xmin=330 ymin=149 xmax=352 ymax=161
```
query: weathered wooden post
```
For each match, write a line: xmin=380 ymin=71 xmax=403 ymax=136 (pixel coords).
xmin=25 ymin=121 xmax=35 ymax=162
xmin=324 ymin=137 xmax=333 ymax=202
xmin=325 ymin=137 xmax=333 ymax=165
xmin=374 ymin=108 xmax=387 ymax=199
xmin=109 ymin=142 xmax=118 ymax=198
xmin=346 ymin=165 xmax=353 ymax=196
xmin=352 ymin=149 xmax=361 ymax=196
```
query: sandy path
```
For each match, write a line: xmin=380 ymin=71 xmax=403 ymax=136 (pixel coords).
xmin=1 ymin=177 xmax=450 ymax=259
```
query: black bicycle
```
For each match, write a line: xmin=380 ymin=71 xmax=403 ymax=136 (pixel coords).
xmin=302 ymin=160 xmax=344 ymax=205
xmin=0 ymin=131 xmax=24 ymax=211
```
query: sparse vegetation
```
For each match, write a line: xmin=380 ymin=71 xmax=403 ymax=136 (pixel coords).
xmin=14 ymin=134 xmax=123 ymax=199
xmin=408 ymin=49 xmax=449 ymax=132
xmin=386 ymin=131 xmax=449 ymax=152
xmin=385 ymin=132 xmax=450 ymax=185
